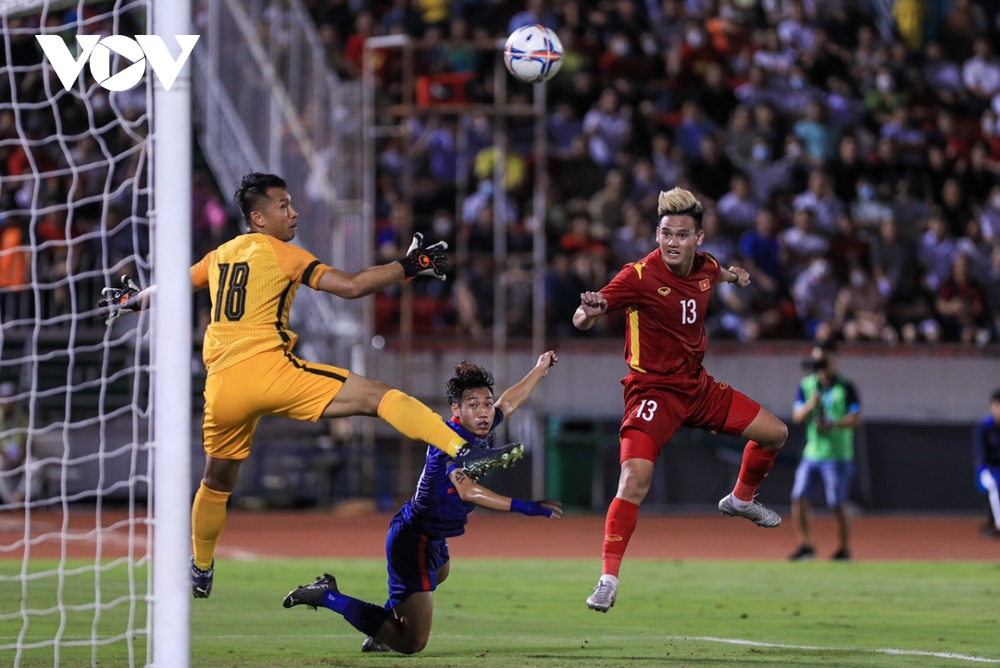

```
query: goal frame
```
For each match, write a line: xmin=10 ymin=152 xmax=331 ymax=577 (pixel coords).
xmin=151 ymin=0 xmax=193 ymax=666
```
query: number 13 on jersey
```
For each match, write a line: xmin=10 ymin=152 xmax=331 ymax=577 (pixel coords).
xmin=680 ymin=298 xmax=697 ymax=324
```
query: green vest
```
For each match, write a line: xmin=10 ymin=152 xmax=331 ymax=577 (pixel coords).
xmin=800 ymin=374 xmax=855 ymax=462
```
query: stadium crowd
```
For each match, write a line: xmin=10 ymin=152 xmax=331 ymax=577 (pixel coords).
xmin=308 ymin=0 xmax=1000 ymax=346
xmin=4 ymin=1 xmax=1000 ymax=348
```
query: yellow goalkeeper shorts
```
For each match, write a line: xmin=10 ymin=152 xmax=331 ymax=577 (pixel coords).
xmin=201 ymin=348 xmax=349 ymax=460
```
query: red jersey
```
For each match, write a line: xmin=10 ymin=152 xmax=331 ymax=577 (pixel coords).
xmin=601 ymin=249 xmax=721 ymax=378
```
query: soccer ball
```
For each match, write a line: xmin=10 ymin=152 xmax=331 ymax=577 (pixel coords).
xmin=503 ymin=25 xmax=563 ymax=84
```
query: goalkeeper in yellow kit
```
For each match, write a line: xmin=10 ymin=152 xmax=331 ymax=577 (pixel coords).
xmin=99 ymin=172 xmax=523 ymax=599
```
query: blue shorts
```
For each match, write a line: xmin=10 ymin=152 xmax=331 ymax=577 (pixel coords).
xmin=385 ymin=512 xmax=450 ymax=609
xmin=790 ymin=459 xmax=855 ymax=508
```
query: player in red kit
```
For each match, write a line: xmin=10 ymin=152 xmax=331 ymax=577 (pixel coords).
xmin=574 ymin=188 xmax=788 ymax=613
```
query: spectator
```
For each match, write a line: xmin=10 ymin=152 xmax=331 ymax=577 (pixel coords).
xmin=698 ymin=206 xmax=735 ymax=266
xmin=792 ymin=170 xmax=843 ymax=235
xmin=923 ymin=41 xmax=965 ymax=108
xmin=582 ymin=88 xmax=631 ymax=169
xmin=827 ymin=135 xmax=866 ymax=204
xmin=674 ymin=99 xmax=718 ymax=161
xmin=588 ymin=169 xmax=627 ymax=234
xmin=865 ymin=67 xmax=907 ymax=128
xmin=688 ymin=134 xmax=734 ymax=202
xmin=789 ymin=342 xmax=862 ymax=561
xmin=698 ymin=62 xmax=737 ymax=127
xmin=962 ymin=37 xmax=1000 ymax=113
xmin=850 ymin=177 xmax=893 ymax=230
xmin=792 ymin=255 xmax=839 ymax=341
xmin=939 ymin=177 xmax=974 ymax=238
xmin=650 ymin=133 xmax=685 ymax=191
xmin=724 ymin=105 xmax=756 ymax=167
xmin=508 ymin=0 xmax=558 ymax=33
xmin=717 ymin=172 xmax=760 ymax=231
xmin=793 ymin=99 xmax=836 ymax=166
xmin=827 ymin=213 xmax=871 ymax=283
xmin=936 ymin=253 xmax=990 ymax=344
xmin=746 ymin=135 xmax=792 ymax=206
xmin=834 ymin=263 xmax=897 ymax=343
xmin=559 ymin=135 xmax=605 ymax=201
xmin=782 ymin=207 xmax=828 ymax=280
xmin=869 ymin=216 xmax=933 ymax=343
xmin=739 ymin=208 xmax=783 ymax=294
xmin=545 ymin=252 xmax=588 ymax=337
xmin=611 ymin=203 xmax=655 ymax=269
xmin=920 ymin=212 xmax=959 ymax=293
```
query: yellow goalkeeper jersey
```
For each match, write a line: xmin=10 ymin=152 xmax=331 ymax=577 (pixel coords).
xmin=190 ymin=233 xmax=331 ymax=374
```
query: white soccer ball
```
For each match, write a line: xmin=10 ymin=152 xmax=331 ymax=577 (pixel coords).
xmin=503 ymin=25 xmax=563 ymax=84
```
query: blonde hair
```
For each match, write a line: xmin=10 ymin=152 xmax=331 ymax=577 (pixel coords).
xmin=657 ymin=188 xmax=703 ymax=226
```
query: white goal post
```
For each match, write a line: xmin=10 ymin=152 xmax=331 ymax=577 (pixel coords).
xmin=0 ymin=0 xmax=192 ymax=665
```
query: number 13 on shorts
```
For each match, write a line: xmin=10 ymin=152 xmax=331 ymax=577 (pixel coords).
xmin=636 ymin=399 xmax=658 ymax=422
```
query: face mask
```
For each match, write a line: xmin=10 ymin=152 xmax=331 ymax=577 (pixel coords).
xmin=860 ymin=184 xmax=875 ymax=201
xmin=785 ymin=143 xmax=802 ymax=159
xmin=790 ymin=76 xmax=804 ymax=90
xmin=991 ymin=195 xmax=1000 ymax=209
xmin=812 ymin=259 xmax=829 ymax=277
xmin=642 ymin=36 xmax=658 ymax=56
xmin=752 ymin=144 xmax=770 ymax=161
xmin=876 ymin=74 xmax=893 ymax=92
xmin=687 ymin=31 xmax=703 ymax=47
xmin=983 ymin=117 xmax=998 ymax=136
xmin=850 ymin=270 xmax=865 ymax=287
xmin=611 ymin=39 xmax=629 ymax=56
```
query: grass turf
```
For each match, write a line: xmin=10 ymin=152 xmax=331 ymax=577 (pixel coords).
xmin=1 ymin=558 xmax=998 ymax=667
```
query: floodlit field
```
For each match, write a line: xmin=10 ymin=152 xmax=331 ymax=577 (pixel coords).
xmin=2 ymin=557 xmax=998 ymax=667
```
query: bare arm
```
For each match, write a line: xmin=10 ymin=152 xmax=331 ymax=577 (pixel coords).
xmin=315 ymin=262 xmax=406 ymax=300
xmin=495 ymin=351 xmax=558 ymax=417
xmin=719 ymin=265 xmax=751 ymax=287
xmin=448 ymin=469 xmax=563 ymax=517
xmin=573 ymin=291 xmax=607 ymax=330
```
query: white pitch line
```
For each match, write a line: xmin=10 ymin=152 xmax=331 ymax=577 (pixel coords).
xmin=673 ymin=636 xmax=1000 ymax=664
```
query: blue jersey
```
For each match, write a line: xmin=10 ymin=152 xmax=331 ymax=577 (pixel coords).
xmin=397 ymin=409 xmax=505 ymax=538
xmin=974 ymin=415 xmax=1000 ymax=469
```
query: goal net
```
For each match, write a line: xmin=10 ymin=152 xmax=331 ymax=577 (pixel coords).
xmin=0 ymin=0 xmax=191 ymax=666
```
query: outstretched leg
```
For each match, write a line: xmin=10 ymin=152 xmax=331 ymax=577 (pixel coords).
xmin=323 ymin=374 xmax=467 ymax=457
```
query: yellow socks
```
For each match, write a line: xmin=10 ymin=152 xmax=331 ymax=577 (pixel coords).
xmin=377 ymin=389 xmax=467 ymax=457
xmin=191 ymin=481 xmax=231 ymax=570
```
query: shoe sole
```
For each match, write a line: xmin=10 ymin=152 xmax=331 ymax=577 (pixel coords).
xmin=586 ymin=601 xmax=614 ymax=613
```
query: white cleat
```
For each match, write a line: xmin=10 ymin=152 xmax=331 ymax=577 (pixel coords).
xmin=718 ymin=493 xmax=782 ymax=528
xmin=586 ymin=580 xmax=618 ymax=613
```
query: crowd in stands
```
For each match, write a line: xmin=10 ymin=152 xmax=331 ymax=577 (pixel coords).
xmin=0 ymin=4 xmax=150 ymax=325
xmin=5 ymin=1 xmax=1000 ymax=349
xmin=311 ymin=0 xmax=1000 ymax=346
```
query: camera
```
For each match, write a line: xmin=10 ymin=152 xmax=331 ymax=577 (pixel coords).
xmin=802 ymin=357 xmax=828 ymax=372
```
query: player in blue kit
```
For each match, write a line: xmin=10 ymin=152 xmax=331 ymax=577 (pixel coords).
xmin=282 ymin=352 xmax=562 ymax=654
xmin=974 ymin=388 xmax=1000 ymax=537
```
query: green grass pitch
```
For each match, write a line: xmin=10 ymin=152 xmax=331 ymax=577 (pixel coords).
xmin=2 ymin=558 xmax=998 ymax=667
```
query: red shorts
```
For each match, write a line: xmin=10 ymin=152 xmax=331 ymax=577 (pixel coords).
xmin=619 ymin=368 xmax=761 ymax=463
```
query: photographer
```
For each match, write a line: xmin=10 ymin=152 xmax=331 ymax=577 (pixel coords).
xmin=788 ymin=342 xmax=862 ymax=561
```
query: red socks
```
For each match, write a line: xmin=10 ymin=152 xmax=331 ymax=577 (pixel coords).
xmin=601 ymin=497 xmax=639 ymax=578
xmin=732 ymin=440 xmax=779 ymax=502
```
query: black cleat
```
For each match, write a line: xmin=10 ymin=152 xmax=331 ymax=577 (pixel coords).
xmin=283 ymin=573 xmax=338 ymax=609
xmin=455 ymin=442 xmax=525 ymax=479
xmin=788 ymin=544 xmax=816 ymax=561
xmin=191 ymin=558 xmax=214 ymax=599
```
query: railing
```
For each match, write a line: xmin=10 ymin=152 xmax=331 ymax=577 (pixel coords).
xmin=192 ymin=0 xmax=367 ymax=366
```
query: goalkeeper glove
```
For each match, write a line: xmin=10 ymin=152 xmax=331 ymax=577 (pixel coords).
xmin=397 ymin=232 xmax=448 ymax=280
xmin=98 ymin=275 xmax=144 ymax=325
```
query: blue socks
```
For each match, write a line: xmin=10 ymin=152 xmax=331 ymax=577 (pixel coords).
xmin=322 ymin=590 xmax=391 ymax=637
